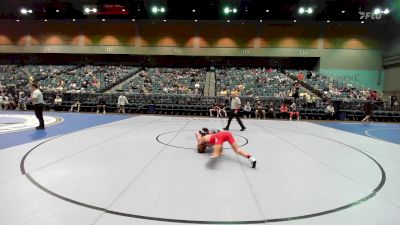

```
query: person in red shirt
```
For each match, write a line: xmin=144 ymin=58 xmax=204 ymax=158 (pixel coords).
xmin=280 ymin=103 xmax=289 ymax=119
xmin=195 ymin=128 xmax=257 ymax=168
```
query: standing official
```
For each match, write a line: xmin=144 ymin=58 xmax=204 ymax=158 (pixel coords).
xmin=224 ymin=92 xmax=246 ymax=131
xmin=30 ymin=83 xmax=45 ymax=129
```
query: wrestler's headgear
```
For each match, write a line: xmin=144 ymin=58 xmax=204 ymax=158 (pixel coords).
xmin=199 ymin=127 xmax=209 ymax=136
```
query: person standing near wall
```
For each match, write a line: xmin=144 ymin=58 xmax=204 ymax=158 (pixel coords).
xmin=117 ymin=93 xmax=129 ymax=114
xmin=224 ymin=92 xmax=246 ymax=131
xmin=30 ymin=83 xmax=45 ymax=129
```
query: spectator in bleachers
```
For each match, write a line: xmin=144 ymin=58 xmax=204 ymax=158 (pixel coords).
xmin=18 ymin=92 xmax=27 ymax=111
xmin=280 ymin=103 xmax=289 ymax=119
xmin=7 ymin=94 xmax=17 ymax=110
xmin=289 ymin=102 xmax=300 ymax=121
xmin=209 ymin=103 xmax=221 ymax=117
xmin=220 ymin=87 xmax=228 ymax=96
xmin=51 ymin=94 xmax=62 ymax=111
xmin=267 ymin=101 xmax=276 ymax=118
xmin=219 ymin=103 xmax=227 ymax=117
xmin=1 ymin=93 xmax=10 ymax=110
xmin=325 ymin=102 xmax=335 ymax=120
xmin=255 ymin=100 xmax=266 ymax=119
xmin=70 ymin=99 xmax=81 ymax=113
xmin=0 ymin=93 xmax=5 ymax=110
xmin=361 ymin=97 xmax=373 ymax=123
xmin=244 ymin=102 xmax=252 ymax=118
xmin=117 ymin=93 xmax=129 ymax=114
xmin=96 ymin=97 xmax=107 ymax=114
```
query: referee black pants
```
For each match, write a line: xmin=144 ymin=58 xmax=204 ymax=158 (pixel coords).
xmin=225 ymin=110 xmax=245 ymax=129
xmin=34 ymin=103 xmax=45 ymax=128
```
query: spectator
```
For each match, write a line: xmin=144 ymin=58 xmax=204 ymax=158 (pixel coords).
xmin=2 ymin=93 xmax=10 ymax=110
xmin=219 ymin=103 xmax=227 ymax=117
xmin=255 ymin=100 xmax=266 ymax=119
xmin=70 ymin=99 xmax=81 ymax=112
xmin=117 ymin=93 xmax=129 ymax=114
xmin=18 ymin=93 xmax=27 ymax=111
xmin=209 ymin=103 xmax=221 ymax=117
xmin=280 ymin=103 xmax=289 ymax=119
xmin=96 ymin=97 xmax=107 ymax=114
xmin=289 ymin=102 xmax=300 ymax=121
xmin=220 ymin=87 xmax=228 ymax=96
xmin=267 ymin=101 xmax=276 ymax=118
xmin=51 ymin=94 xmax=62 ymax=111
xmin=325 ymin=102 xmax=335 ymax=120
xmin=244 ymin=102 xmax=252 ymax=118
xmin=0 ymin=93 xmax=4 ymax=110
xmin=361 ymin=97 xmax=373 ymax=123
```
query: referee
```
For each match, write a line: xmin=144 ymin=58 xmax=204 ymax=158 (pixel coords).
xmin=30 ymin=83 xmax=45 ymax=129
xmin=224 ymin=92 xmax=246 ymax=131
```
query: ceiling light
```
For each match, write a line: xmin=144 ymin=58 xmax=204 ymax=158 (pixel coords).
xmin=194 ymin=19 xmax=198 ymax=22
xmin=56 ymin=9 xmax=59 ymax=13
xmin=224 ymin=7 xmax=230 ymax=14
xmin=20 ymin=8 xmax=27 ymax=14
xmin=266 ymin=9 xmax=269 ymax=12
xmin=72 ymin=19 xmax=75 ymax=21
xmin=102 ymin=19 xmax=105 ymax=22
xmin=28 ymin=10 xmax=32 ymax=13
xmin=361 ymin=21 xmax=365 ymax=24
xmin=192 ymin=9 xmax=196 ymax=12
xmin=132 ymin=19 xmax=135 ymax=21
xmin=299 ymin=7 xmax=305 ymax=14
xmin=294 ymin=19 xmax=297 ymax=23
xmin=44 ymin=19 xmax=47 ymax=22
xmin=16 ymin=19 xmax=19 ymax=22
xmin=307 ymin=7 xmax=313 ymax=14
xmin=122 ymin=9 xmax=126 ymax=12
xmin=84 ymin=8 xmax=90 ymax=13
xmin=232 ymin=8 xmax=237 ymax=13
xmin=152 ymin=6 xmax=158 ymax=13
xmin=327 ymin=20 xmax=330 ymax=23
xmin=341 ymin=10 xmax=345 ymax=13
xmin=92 ymin=8 xmax=97 ymax=13
xmin=259 ymin=19 xmax=263 ymax=22
xmin=373 ymin=8 xmax=381 ymax=15
xmin=163 ymin=19 xmax=166 ymax=22
xmin=160 ymin=7 xmax=165 ymax=13
xmin=227 ymin=20 xmax=230 ymax=23
xmin=383 ymin=8 xmax=390 ymax=14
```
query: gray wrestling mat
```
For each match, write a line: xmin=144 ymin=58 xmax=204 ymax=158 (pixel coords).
xmin=0 ymin=115 xmax=399 ymax=225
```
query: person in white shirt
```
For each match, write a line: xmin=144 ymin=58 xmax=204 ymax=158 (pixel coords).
xmin=244 ymin=102 xmax=252 ymax=118
xmin=325 ymin=102 xmax=335 ymax=120
xmin=223 ymin=92 xmax=246 ymax=131
xmin=30 ymin=83 xmax=45 ymax=129
xmin=117 ymin=93 xmax=129 ymax=114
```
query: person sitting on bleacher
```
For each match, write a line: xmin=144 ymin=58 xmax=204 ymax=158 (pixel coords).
xmin=325 ymin=102 xmax=335 ymax=120
xmin=219 ymin=103 xmax=227 ymax=117
xmin=280 ymin=103 xmax=289 ymax=119
xmin=51 ymin=94 xmax=62 ymax=111
xmin=289 ymin=102 xmax=300 ymax=121
xmin=209 ymin=103 xmax=221 ymax=117
xmin=244 ymin=102 xmax=252 ymax=119
xmin=96 ymin=97 xmax=106 ymax=114
xmin=70 ymin=99 xmax=81 ymax=113
xmin=267 ymin=101 xmax=276 ymax=118
xmin=255 ymin=100 xmax=266 ymax=119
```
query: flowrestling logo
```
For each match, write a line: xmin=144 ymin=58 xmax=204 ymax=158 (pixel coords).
xmin=0 ymin=114 xmax=62 ymax=134
xmin=359 ymin=11 xmax=382 ymax=20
